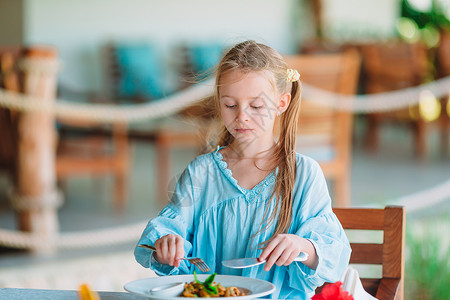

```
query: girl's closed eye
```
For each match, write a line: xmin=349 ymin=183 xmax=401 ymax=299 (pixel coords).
xmin=250 ymin=101 xmax=265 ymax=109
xmin=225 ymin=104 xmax=237 ymax=109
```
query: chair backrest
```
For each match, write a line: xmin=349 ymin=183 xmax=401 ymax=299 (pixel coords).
xmin=333 ymin=206 xmax=406 ymax=300
xmin=282 ymin=49 xmax=361 ymax=207
xmin=283 ymin=49 xmax=360 ymax=162
xmin=103 ymin=43 xmax=165 ymax=102
xmin=360 ymin=42 xmax=429 ymax=93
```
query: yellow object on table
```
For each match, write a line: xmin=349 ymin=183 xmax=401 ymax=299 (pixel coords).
xmin=78 ymin=284 xmax=101 ymax=300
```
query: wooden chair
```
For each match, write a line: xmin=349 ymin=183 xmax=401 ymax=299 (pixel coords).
xmin=360 ymin=42 xmax=430 ymax=159
xmin=330 ymin=206 xmax=406 ymax=300
xmin=103 ymin=43 xmax=214 ymax=204
xmin=283 ymin=48 xmax=361 ymax=207
xmin=0 ymin=47 xmax=131 ymax=212
xmin=55 ymin=119 xmax=130 ymax=211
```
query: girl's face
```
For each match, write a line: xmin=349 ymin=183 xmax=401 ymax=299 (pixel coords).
xmin=218 ymin=69 xmax=282 ymax=144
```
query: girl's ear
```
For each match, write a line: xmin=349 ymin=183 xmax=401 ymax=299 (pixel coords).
xmin=278 ymin=92 xmax=291 ymax=114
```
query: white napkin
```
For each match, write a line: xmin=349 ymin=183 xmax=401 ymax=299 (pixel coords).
xmin=340 ymin=267 xmax=378 ymax=300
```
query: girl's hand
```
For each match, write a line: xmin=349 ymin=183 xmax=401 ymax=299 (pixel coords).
xmin=153 ymin=234 xmax=185 ymax=268
xmin=258 ymin=234 xmax=318 ymax=271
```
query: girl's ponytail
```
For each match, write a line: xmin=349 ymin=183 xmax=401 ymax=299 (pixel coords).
xmin=259 ymin=80 xmax=301 ymax=244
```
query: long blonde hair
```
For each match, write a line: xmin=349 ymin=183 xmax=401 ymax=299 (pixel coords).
xmin=213 ymin=40 xmax=302 ymax=244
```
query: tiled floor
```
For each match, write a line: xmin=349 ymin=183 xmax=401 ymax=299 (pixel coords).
xmin=0 ymin=119 xmax=448 ymax=291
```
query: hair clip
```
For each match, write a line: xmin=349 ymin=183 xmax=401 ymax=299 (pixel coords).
xmin=286 ymin=68 xmax=300 ymax=82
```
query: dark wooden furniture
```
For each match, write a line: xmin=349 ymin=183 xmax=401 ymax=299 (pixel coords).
xmin=55 ymin=119 xmax=130 ymax=211
xmin=0 ymin=47 xmax=21 ymax=183
xmin=436 ymin=30 xmax=450 ymax=156
xmin=0 ymin=47 xmax=131 ymax=212
xmin=360 ymin=42 xmax=430 ymax=159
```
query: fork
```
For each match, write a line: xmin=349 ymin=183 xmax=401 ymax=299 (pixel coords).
xmin=138 ymin=244 xmax=210 ymax=272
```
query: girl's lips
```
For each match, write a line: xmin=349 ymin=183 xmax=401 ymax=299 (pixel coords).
xmin=235 ymin=128 xmax=253 ymax=133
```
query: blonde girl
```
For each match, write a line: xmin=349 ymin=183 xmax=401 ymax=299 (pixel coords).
xmin=135 ymin=40 xmax=350 ymax=299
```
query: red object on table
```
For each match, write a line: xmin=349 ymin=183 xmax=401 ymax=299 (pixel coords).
xmin=312 ymin=281 xmax=353 ymax=300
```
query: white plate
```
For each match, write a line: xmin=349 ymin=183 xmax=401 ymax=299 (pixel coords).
xmin=124 ymin=274 xmax=276 ymax=299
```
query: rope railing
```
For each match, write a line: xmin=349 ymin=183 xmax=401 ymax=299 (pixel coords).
xmin=0 ymin=80 xmax=215 ymax=123
xmin=0 ymin=178 xmax=448 ymax=250
xmin=1 ymin=56 xmax=449 ymax=251
xmin=302 ymin=77 xmax=450 ymax=113
xmin=0 ymin=77 xmax=449 ymax=123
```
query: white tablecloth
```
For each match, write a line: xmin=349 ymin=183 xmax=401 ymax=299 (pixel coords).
xmin=0 ymin=288 xmax=143 ymax=300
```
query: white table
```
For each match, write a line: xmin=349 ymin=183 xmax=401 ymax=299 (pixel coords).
xmin=0 ymin=288 xmax=144 ymax=299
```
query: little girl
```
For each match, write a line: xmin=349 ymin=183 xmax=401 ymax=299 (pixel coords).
xmin=135 ymin=40 xmax=351 ymax=299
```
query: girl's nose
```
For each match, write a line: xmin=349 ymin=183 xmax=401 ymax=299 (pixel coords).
xmin=236 ymin=107 xmax=249 ymax=122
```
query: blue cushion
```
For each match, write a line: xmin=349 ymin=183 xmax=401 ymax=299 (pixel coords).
xmin=115 ymin=44 xmax=163 ymax=100
xmin=189 ymin=43 xmax=224 ymax=78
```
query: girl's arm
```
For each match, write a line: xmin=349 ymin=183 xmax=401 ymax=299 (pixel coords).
xmin=134 ymin=165 xmax=197 ymax=275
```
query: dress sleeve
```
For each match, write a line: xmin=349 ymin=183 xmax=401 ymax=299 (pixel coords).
xmin=134 ymin=165 xmax=197 ymax=276
xmin=287 ymin=158 xmax=351 ymax=293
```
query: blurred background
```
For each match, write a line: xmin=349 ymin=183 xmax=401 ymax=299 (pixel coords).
xmin=0 ymin=0 xmax=449 ymax=299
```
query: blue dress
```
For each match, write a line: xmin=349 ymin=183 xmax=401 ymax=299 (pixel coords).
xmin=135 ymin=146 xmax=351 ymax=299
